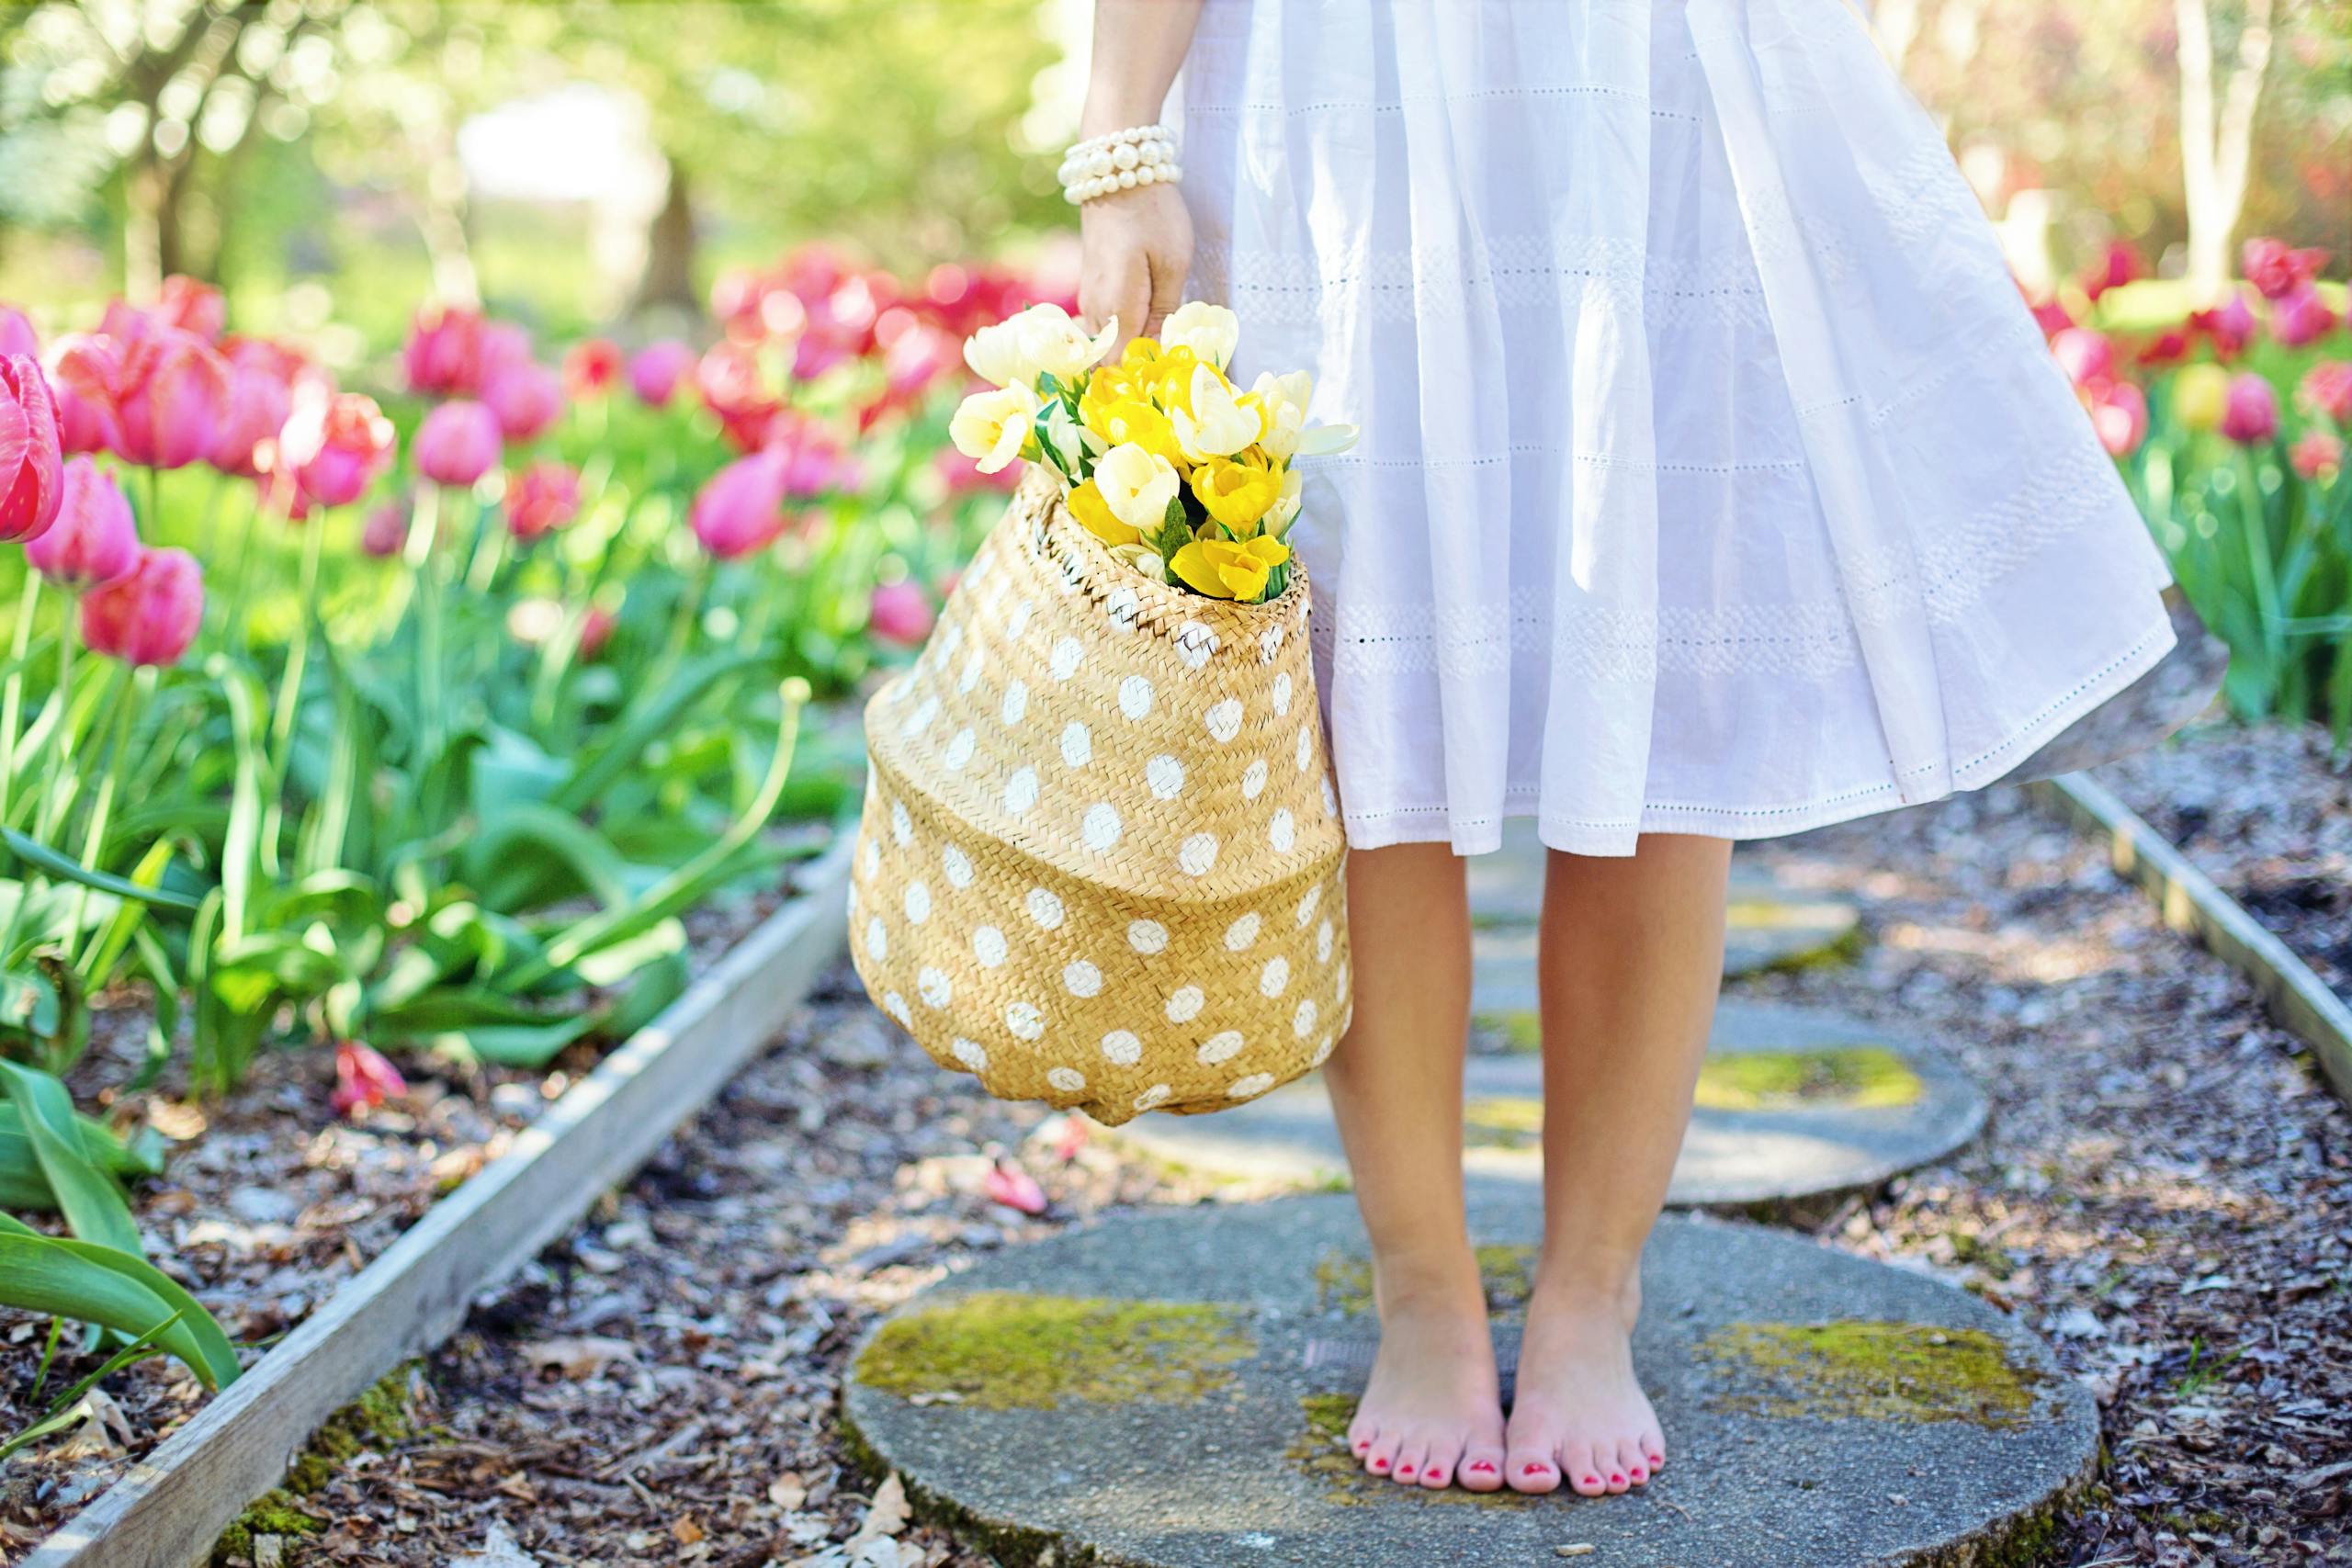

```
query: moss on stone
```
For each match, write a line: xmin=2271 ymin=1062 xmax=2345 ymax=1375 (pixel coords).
xmin=1694 ymin=1046 xmax=1923 ymax=1111
xmin=1315 ymin=1246 xmax=1532 ymax=1317
xmin=1724 ymin=898 xmax=1865 ymax=973
xmin=211 ymin=1495 xmax=322 ymax=1565
xmin=854 ymin=1291 xmax=1252 ymax=1410
xmin=212 ymin=1363 xmax=428 ymax=1566
xmin=1470 ymin=1009 xmax=1544 ymax=1055
xmin=1699 ymin=1320 xmax=2040 ymax=1428
xmin=1462 ymin=1095 xmax=1544 ymax=1150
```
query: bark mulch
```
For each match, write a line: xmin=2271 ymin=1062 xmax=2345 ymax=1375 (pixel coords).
xmin=19 ymin=777 xmax=2350 ymax=1568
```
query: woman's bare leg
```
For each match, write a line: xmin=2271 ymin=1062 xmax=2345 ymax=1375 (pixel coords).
xmin=1324 ymin=841 xmax=1508 ymax=1492
xmin=1503 ymin=833 xmax=1731 ymax=1495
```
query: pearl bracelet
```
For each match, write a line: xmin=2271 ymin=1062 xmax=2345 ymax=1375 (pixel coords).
xmin=1059 ymin=123 xmax=1182 ymax=205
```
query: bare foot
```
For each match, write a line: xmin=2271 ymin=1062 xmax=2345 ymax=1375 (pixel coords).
xmin=1503 ymin=1277 xmax=1666 ymax=1496
xmin=1345 ymin=1267 xmax=1509 ymax=1492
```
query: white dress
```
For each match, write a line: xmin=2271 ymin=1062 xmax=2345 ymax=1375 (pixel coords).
xmin=1178 ymin=0 xmax=2177 ymax=858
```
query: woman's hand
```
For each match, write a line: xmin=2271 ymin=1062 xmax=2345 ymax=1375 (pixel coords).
xmin=1080 ymin=182 xmax=1193 ymax=355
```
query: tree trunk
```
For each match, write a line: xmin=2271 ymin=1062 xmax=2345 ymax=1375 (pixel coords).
xmin=633 ymin=156 xmax=701 ymax=316
xmin=2177 ymin=0 xmax=2275 ymax=297
xmin=415 ymin=142 xmax=481 ymax=309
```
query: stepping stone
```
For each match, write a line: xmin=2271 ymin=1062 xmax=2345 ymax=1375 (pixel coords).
xmin=1104 ymin=1000 xmax=1985 ymax=1206
xmin=1465 ymin=821 xmax=1861 ymax=979
xmin=842 ymin=1195 xmax=2095 ymax=1568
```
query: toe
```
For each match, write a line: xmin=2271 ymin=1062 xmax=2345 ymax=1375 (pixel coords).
xmin=1391 ymin=1436 xmax=1428 ymax=1485
xmin=1562 ymin=1438 xmax=1608 ymax=1497
xmin=1617 ymin=1437 xmax=1650 ymax=1487
xmin=1346 ymin=1412 xmax=1377 ymax=1461
xmin=1419 ymin=1434 xmax=1464 ymax=1490
xmin=1363 ymin=1430 xmax=1398 ymax=1477
xmin=1458 ymin=1444 xmax=1506 ymax=1493
xmin=1503 ymin=1436 xmax=1563 ymax=1495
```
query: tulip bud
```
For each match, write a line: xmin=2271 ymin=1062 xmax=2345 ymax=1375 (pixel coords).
xmin=330 ymin=1040 xmax=407 ymax=1119
xmin=404 ymin=303 xmax=488 ymax=396
xmin=2049 ymin=329 xmax=2114 ymax=389
xmin=2271 ymin=286 xmax=2339 ymax=350
xmin=628 ymin=340 xmax=695 ymax=407
xmin=0 ymin=306 xmax=37 ymax=361
xmin=689 ymin=450 xmax=793 ymax=559
xmin=277 ymin=385 xmax=396 ymax=508
xmin=57 ymin=319 xmax=232 ymax=470
xmin=2219 ymin=373 xmax=2279 ymax=446
xmin=505 ymin=460 xmax=582 ymax=541
xmin=0 ymin=355 xmax=64 ymax=544
xmin=362 ymin=495 xmax=411 ymax=558
xmin=154 ymin=276 xmax=226 ymax=343
xmin=577 ymin=603 xmax=617 ymax=658
xmin=208 ymin=344 xmax=298 ymax=479
xmin=2298 ymin=362 xmax=2352 ymax=426
xmin=2171 ymin=364 xmax=2232 ymax=433
xmin=563 ymin=338 xmax=622 ymax=400
xmin=482 ymin=361 xmax=563 ymax=442
xmin=80 ymin=547 xmax=203 ymax=667
xmin=413 ymin=400 xmax=503 ymax=488
xmin=2090 ymin=383 xmax=2148 ymax=457
xmin=867 ymin=579 xmax=934 ymax=647
xmin=2290 ymin=430 xmax=2343 ymax=482
xmin=27 ymin=458 xmax=138 ymax=586
xmin=42 ymin=335 xmax=119 ymax=456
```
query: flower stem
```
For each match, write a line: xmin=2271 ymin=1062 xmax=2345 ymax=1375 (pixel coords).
xmin=0 ymin=571 xmax=45 ymax=834
xmin=62 ymin=665 xmax=141 ymax=949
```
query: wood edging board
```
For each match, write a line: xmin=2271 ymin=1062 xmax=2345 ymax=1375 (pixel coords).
xmin=2030 ymin=772 xmax=2352 ymax=1104
xmin=28 ymin=833 xmax=857 ymax=1568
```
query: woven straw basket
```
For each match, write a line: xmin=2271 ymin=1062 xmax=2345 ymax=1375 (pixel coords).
xmin=850 ymin=468 xmax=1352 ymax=1125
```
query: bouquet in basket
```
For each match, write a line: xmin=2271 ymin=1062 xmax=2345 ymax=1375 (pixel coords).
xmin=849 ymin=301 xmax=1358 ymax=1126
xmin=946 ymin=301 xmax=1354 ymax=602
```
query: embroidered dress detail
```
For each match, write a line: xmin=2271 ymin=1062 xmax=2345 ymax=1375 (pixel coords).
xmin=1180 ymin=0 xmax=2176 ymax=856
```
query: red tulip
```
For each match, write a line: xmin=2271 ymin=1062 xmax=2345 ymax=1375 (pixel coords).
xmin=505 ymin=459 xmax=582 ymax=541
xmin=483 ymin=361 xmax=562 ymax=442
xmin=577 ymin=603 xmax=617 ymax=658
xmin=0 ymin=355 xmax=63 ymax=544
xmin=0 ymin=306 xmax=37 ymax=361
xmin=41 ymin=335 xmax=118 ymax=456
xmin=2271 ymin=285 xmax=2339 ymax=349
xmin=2242 ymin=237 xmax=2329 ymax=301
xmin=2028 ymin=296 xmax=2075 ymax=339
xmin=2219 ymin=373 xmax=2279 ymax=445
xmin=2189 ymin=289 xmax=2257 ymax=359
xmin=404 ymin=303 xmax=488 ymax=396
xmin=2137 ymin=327 xmax=2193 ymax=367
xmin=2049 ymin=328 xmax=2114 ymax=388
xmin=2298 ymin=362 xmax=2352 ymax=425
xmin=27 ymin=458 xmax=137 ymax=586
xmin=51 ymin=318 xmax=230 ymax=469
xmin=868 ymin=579 xmax=934 ymax=647
xmin=413 ymin=400 xmax=502 ymax=488
xmin=695 ymin=339 xmax=783 ymax=452
xmin=81 ymin=547 xmax=203 ymax=666
xmin=628 ymin=340 xmax=695 ymax=407
xmin=2080 ymin=240 xmax=2144 ymax=301
xmin=153 ymin=275 xmax=225 ymax=343
xmin=2290 ymin=429 xmax=2343 ymax=482
xmin=2089 ymin=382 xmax=2148 ymax=457
xmin=277 ymin=385 xmax=395 ymax=508
xmin=361 ymin=495 xmax=410 ymax=558
xmin=208 ymin=341 xmax=302 ymax=478
xmin=330 ymin=1040 xmax=407 ymax=1120
xmin=688 ymin=449 xmax=792 ymax=559
xmin=563 ymin=338 xmax=622 ymax=399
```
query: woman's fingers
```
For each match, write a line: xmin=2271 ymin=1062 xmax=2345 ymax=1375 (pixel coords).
xmin=1144 ymin=252 xmax=1189 ymax=342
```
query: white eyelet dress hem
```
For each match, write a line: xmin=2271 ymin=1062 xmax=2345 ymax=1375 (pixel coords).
xmin=1177 ymin=0 xmax=2177 ymax=858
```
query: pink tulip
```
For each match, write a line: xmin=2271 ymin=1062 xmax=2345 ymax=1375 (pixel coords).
xmin=505 ymin=460 xmax=582 ymax=541
xmin=482 ymin=360 xmax=563 ymax=442
xmin=2298 ymin=362 xmax=2352 ymax=425
xmin=2190 ymin=290 xmax=2257 ymax=359
xmin=2242 ymin=237 xmax=2329 ymax=301
xmin=404 ymin=303 xmax=488 ymax=396
xmin=81 ymin=547 xmax=203 ymax=666
xmin=2271 ymin=285 xmax=2339 ymax=349
xmin=982 ymin=1159 xmax=1047 ymax=1216
xmin=2090 ymin=382 xmax=2149 ymax=457
xmin=153 ymin=276 xmax=225 ymax=343
xmin=0 ymin=355 xmax=63 ymax=544
xmin=2028 ymin=297 xmax=2075 ymax=339
xmin=480 ymin=321 xmax=534 ymax=382
xmin=577 ymin=604 xmax=617 ymax=659
xmin=2080 ymin=240 xmax=2144 ymax=301
xmin=2290 ymin=429 xmax=2343 ymax=482
xmin=868 ymin=580 xmax=934 ymax=647
xmin=330 ymin=1040 xmax=407 ymax=1120
xmin=277 ymin=386 xmax=396 ymax=509
xmin=2138 ymin=328 xmax=2193 ymax=367
xmin=688 ymin=449 xmax=793 ymax=559
xmin=2219 ymin=373 xmax=2279 ymax=445
xmin=413 ymin=400 xmax=502 ymax=488
xmin=563 ymin=338 xmax=622 ymax=400
xmin=0 ymin=306 xmax=37 ymax=361
xmin=51 ymin=319 xmax=230 ymax=469
xmin=696 ymin=340 xmax=784 ymax=453
xmin=2049 ymin=328 xmax=2114 ymax=388
xmin=207 ymin=342 xmax=299 ymax=478
xmin=361 ymin=495 xmax=410 ymax=558
xmin=41 ymin=335 xmax=118 ymax=456
xmin=628 ymin=340 xmax=695 ymax=407
xmin=27 ymin=458 xmax=137 ymax=586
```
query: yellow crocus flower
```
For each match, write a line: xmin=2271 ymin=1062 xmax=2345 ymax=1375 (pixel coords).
xmin=1170 ymin=533 xmax=1290 ymax=602
xmin=1068 ymin=478 xmax=1140 ymax=547
xmin=1153 ymin=345 xmax=1205 ymax=413
xmin=1120 ymin=337 xmax=1164 ymax=370
xmin=1084 ymin=397 xmax=1188 ymax=468
xmin=1191 ymin=455 xmax=1283 ymax=534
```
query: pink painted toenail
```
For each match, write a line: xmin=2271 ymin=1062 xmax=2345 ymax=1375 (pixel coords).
xmin=1397 ymin=1465 xmax=1414 ymax=1477
xmin=1523 ymin=1463 xmax=1550 ymax=1477
xmin=1611 ymin=1472 xmax=1625 ymax=1483
xmin=1583 ymin=1476 xmax=1601 ymax=1487
xmin=1468 ymin=1461 xmax=1496 ymax=1473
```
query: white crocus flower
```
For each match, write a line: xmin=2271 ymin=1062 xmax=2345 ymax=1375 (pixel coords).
xmin=1016 ymin=303 xmax=1120 ymax=384
xmin=949 ymin=382 xmax=1039 ymax=473
xmin=1262 ymin=466 xmax=1306 ymax=538
xmin=1041 ymin=400 xmax=1086 ymax=471
xmin=1094 ymin=441 xmax=1182 ymax=532
xmin=963 ymin=315 xmax=1035 ymax=389
xmin=1161 ymin=301 xmax=1240 ymax=370
xmin=1250 ymin=369 xmax=1315 ymax=460
xmin=1171 ymin=364 xmax=1262 ymax=462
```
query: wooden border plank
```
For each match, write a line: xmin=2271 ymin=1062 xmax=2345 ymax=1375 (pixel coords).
xmin=2029 ymin=773 xmax=2352 ymax=1103
xmin=29 ymin=834 xmax=856 ymax=1568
